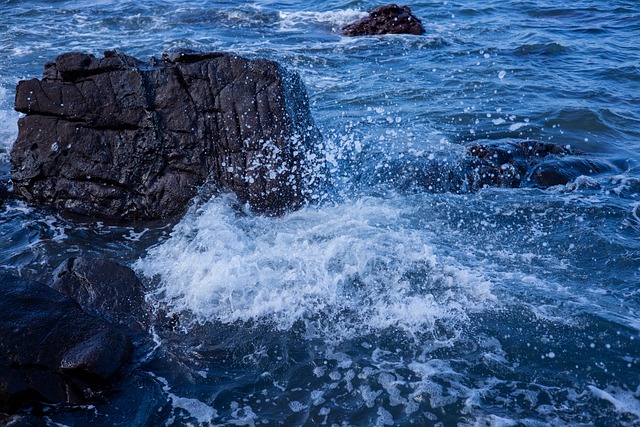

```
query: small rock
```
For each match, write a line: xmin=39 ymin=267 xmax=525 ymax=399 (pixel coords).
xmin=342 ymin=4 xmax=425 ymax=36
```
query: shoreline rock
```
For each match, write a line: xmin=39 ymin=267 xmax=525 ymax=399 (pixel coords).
xmin=342 ymin=4 xmax=425 ymax=36
xmin=360 ymin=139 xmax=612 ymax=193
xmin=51 ymin=257 xmax=151 ymax=332
xmin=0 ymin=274 xmax=133 ymax=413
xmin=10 ymin=50 xmax=324 ymax=221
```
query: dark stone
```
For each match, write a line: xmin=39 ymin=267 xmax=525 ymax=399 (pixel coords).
xmin=10 ymin=51 xmax=324 ymax=221
xmin=0 ymin=413 xmax=49 ymax=426
xmin=465 ymin=140 xmax=616 ymax=188
xmin=35 ymin=372 xmax=166 ymax=427
xmin=0 ymin=274 xmax=133 ymax=413
xmin=342 ymin=4 xmax=425 ymax=36
xmin=361 ymin=140 xmax=611 ymax=193
xmin=524 ymin=157 xmax=615 ymax=187
xmin=51 ymin=258 xmax=151 ymax=332
xmin=465 ymin=140 xmax=575 ymax=189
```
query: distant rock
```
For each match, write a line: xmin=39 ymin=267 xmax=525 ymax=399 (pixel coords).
xmin=0 ymin=413 xmax=48 ymax=426
xmin=51 ymin=258 xmax=151 ymax=332
xmin=0 ymin=183 xmax=8 ymax=207
xmin=342 ymin=4 xmax=425 ymax=36
xmin=361 ymin=140 xmax=610 ymax=193
xmin=0 ymin=274 xmax=133 ymax=413
xmin=11 ymin=50 xmax=324 ymax=221
xmin=465 ymin=140 xmax=615 ymax=188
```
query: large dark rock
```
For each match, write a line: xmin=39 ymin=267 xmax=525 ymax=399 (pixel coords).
xmin=0 ymin=274 xmax=133 ymax=413
xmin=10 ymin=50 xmax=324 ymax=220
xmin=342 ymin=4 xmax=425 ymax=36
xmin=51 ymin=258 xmax=151 ymax=332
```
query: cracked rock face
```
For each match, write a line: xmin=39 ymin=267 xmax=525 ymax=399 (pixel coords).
xmin=10 ymin=51 xmax=324 ymax=220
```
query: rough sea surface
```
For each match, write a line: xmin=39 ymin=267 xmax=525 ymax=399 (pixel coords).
xmin=1 ymin=1 xmax=639 ymax=426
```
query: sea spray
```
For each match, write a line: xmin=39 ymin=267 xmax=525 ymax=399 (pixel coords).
xmin=136 ymin=192 xmax=496 ymax=342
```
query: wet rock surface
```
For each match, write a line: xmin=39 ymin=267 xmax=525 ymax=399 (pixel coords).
xmin=51 ymin=257 xmax=151 ymax=332
xmin=10 ymin=50 xmax=323 ymax=221
xmin=465 ymin=140 xmax=616 ymax=188
xmin=0 ymin=274 xmax=133 ymax=413
xmin=0 ymin=162 xmax=10 ymax=206
xmin=361 ymin=140 xmax=612 ymax=193
xmin=342 ymin=4 xmax=425 ymax=36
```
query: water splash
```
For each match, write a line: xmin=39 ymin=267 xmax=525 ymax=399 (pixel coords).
xmin=136 ymin=193 xmax=495 ymax=342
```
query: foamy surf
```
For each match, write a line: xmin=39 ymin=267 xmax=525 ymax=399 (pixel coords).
xmin=135 ymin=193 xmax=495 ymax=342
xmin=277 ymin=9 xmax=368 ymax=32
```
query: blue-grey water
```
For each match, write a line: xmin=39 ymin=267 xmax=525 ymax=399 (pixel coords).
xmin=1 ymin=1 xmax=639 ymax=426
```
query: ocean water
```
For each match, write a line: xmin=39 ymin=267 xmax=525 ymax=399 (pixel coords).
xmin=1 ymin=1 xmax=640 ymax=426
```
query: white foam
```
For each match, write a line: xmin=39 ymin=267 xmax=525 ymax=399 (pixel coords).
xmin=375 ymin=406 xmax=394 ymax=426
xmin=278 ymin=9 xmax=368 ymax=31
xmin=136 ymin=193 xmax=496 ymax=341
xmin=288 ymin=400 xmax=306 ymax=413
xmin=0 ymin=85 xmax=19 ymax=157
xmin=508 ymin=122 xmax=528 ymax=132
xmin=152 ymin=374 xmax=218 ymax=424
xmin=588 ymin=385 xmax=640 ymax=418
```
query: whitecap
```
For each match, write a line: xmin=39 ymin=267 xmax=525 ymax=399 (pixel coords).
xmin=135 ymin=193 xmax=496 ymax=342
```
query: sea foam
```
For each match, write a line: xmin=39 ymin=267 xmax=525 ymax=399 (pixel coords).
xmin=0 ymin=85 xmax=19 ymax=159
xmin=277 ymin=9 xmax=368 ymax=32
xmin=136 ymin=193 xmax=495 ymax=342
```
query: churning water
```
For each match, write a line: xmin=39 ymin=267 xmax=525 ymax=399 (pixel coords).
xmin=1 ymin=1 xmax=639 ymax=425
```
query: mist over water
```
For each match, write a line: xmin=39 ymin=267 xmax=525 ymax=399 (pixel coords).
xmin=1 ymin=0 xmax=639 ymax=425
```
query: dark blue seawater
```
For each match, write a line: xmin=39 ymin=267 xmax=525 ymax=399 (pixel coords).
xmin=1 ymin=1 xmax=640 ymax=425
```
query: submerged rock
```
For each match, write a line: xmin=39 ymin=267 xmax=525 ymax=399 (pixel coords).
xmin=524 ymin=157 xmax=616 ymax=187
xmin=51 ymin=257 xmax=151 ymax=332
xmin=0 ymin=163 xmax=9 ymax=206
xmin=0 ymin=413 xmax=49 ymax=426
xmin=342 ymin=4 xmax=425 ymax=36
xmin=466 ymin=140 xmax=615 ymax=188
xmin=361 ymin=140 xmax=611 ymax=193
xmin=465 ymin=140 xmax=572 ymax=188
xmin=0 ymin=274 xmax=133 ymax=413
xmin=11 ymin=50 xmax=324 ymax=221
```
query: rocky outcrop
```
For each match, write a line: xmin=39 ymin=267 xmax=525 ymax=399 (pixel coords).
xmin=342 ymin=4 xmax=425 ymax=36
xmin=0 ymin=274 xmax=133 ymax=413
xmin=51 ymin=258 xmax=151 ymax=332
xmin=10 ymin=50 xmax=324 ymax=221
